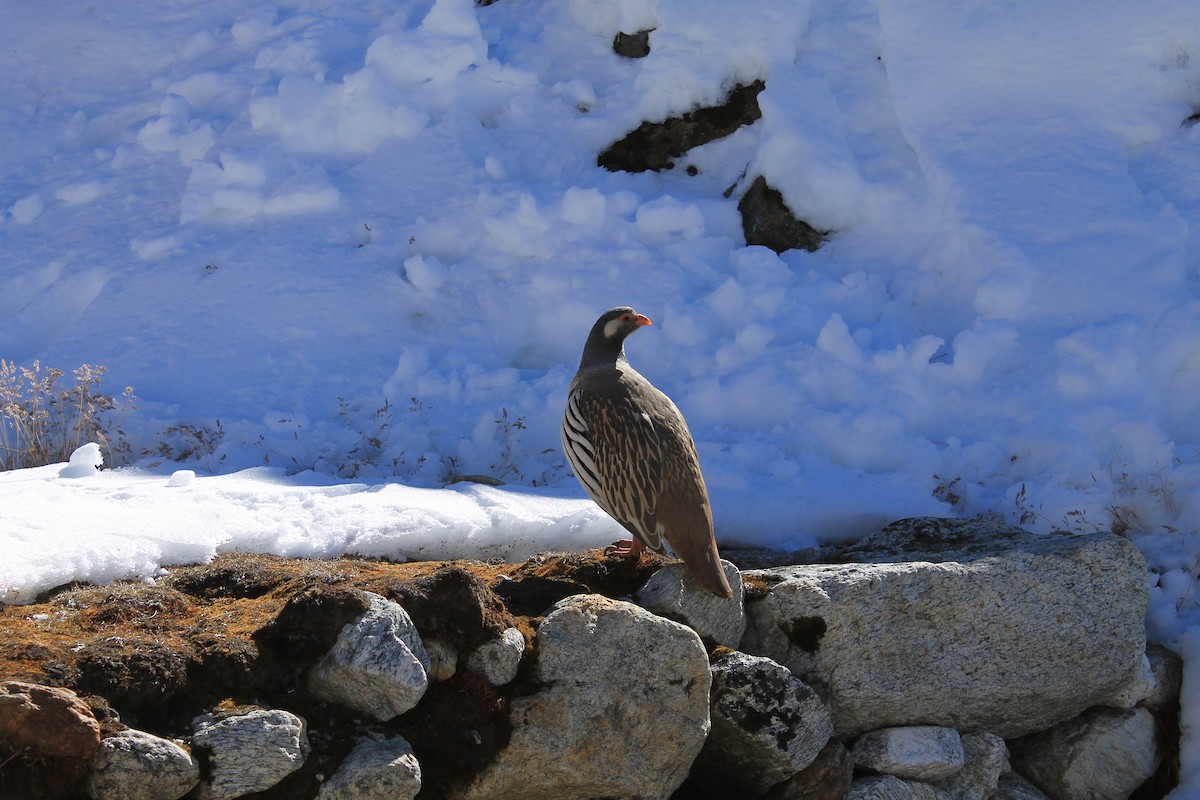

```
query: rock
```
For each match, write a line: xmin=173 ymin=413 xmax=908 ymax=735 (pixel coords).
xmin=0 ymin=681 xmax=101 ymax=798
xmin=742 ymin=518 xmax=1148 ymax=737
xmin=424 ymin=638 xmax=459 ymax=681
xmin=191 ymin=709 xmax=310 ymax=800
xmin=449 ymin=594 xmax=710 ymax=800
xmin=612 ymin=29 xmax=652 ymax=58
xmin=307 ymin=592 xmax=430 ymax=721
xmin=1105 ymin=651 xmax=1155 ymax=708
xmin=597 ymin=80 xmax=764 ymax=172
xmin=852 ymin=726 xmax=964 ymax=781
xmin=317 ymin=736 xmax=421 ymax=800
xmin=764 ymin=739 xmax=854 ymax=800
xmin=86 ymin=728 xmax=200 ymax=800
xmin=844 ymin=775 xmax=957 ymax=800
xmin=636 ymin=559 xmax=745 ymax=647
xmin=1143 ymin=644 xmax=1183 ymax=707
xmin=252 ymin=586 xmax=375 ymax=685
xmin=994 ymin=771 xmax=1051 ymax=800
xmin=931 ymin=732 xmax=1007 ymax=800
xmin=1009 ymin=706 xmax=1161 ymax=800
xmin=464 ymin=627 xmax=525 ymax=686
xmin=0 ymin=681 xmax=100 ymax=761
xmin=738 ymin=175 xmax=827 ymax=253
xmin=694 ymin=651 xmax=833 ymax=794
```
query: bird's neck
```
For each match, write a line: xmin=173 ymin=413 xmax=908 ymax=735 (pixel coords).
xmin=578 ymin=333 xmax=629 ymax=371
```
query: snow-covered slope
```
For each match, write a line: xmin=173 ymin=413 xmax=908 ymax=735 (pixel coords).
xmin=4 ymin=3 xmax=1200 ymax=785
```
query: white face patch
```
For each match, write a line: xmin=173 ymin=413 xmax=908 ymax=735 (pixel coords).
xmin=603 ymin=317 xmax=625 ymax=339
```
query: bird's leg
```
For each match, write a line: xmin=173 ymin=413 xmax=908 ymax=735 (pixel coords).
xmin=606 ymin=537 xmax=646 ymax=558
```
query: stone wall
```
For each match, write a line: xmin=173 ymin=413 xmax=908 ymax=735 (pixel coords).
xmin=0 ymin=518 xmax=1179 ymax=800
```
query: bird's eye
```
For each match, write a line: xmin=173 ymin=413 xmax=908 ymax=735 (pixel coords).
xmin=620 ymin=314 xmax=631 ymax=321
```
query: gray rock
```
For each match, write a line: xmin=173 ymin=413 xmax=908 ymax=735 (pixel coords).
xmin=695 ymin=651 xmax=833 ymax=794
xmin=464 ymin=627 xmax=525 ymax=686
xmin=612 ymin=29 xmax=652 ymax=58
xmin=738 ymin=175 xmax=827 ymax=254
xmin=191 ymin=709 xmax=309 ymax=800
xmin=597 ymin=81 xmax=764 ymax=173
xmin=844 ymin=775 xmax=956 ymax=800
xmin=1106 ymin=652 xmax=1156 ymax=708
xmin=307 ymin=592 xmax=430 ymax=721
xmin=1009 ymin=706 xmax=1161 ymax=800
xmin=852 ymin=726 xmax=964 ymax=781
xmin=994 ymin=771 xmax=1051 ymax=800
xmin=448 ymin=594 xmax=710 ymax=800
xmin=764 ymin=739 xmax=854 ymax=800
xmin=931 ymin=732 xmax=1007 ymax=800
xmin=636 ymin=559 xmax=746 ymax=647
xmin=742 ymin=518 xmax=1147 ymax=737
xmin=424 ymin=637 xmax=458 ymax=682
xmin=86 ymin=728 xmax=199 ymax=800
xmin=1143 ymin=644 xmax=1183 ymax=707
xmin=317 ymin=736 xmax=421 ymax=800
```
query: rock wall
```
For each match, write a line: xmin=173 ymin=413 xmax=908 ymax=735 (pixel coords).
xmin=741 ymin=519 xmax=1149 ymax=737
xmin=0 ymin=519 xmax=1179 ymax=800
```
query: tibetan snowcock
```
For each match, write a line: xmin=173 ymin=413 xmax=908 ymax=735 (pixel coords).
xmin=561 ymin=306 xmax=734 ymax=598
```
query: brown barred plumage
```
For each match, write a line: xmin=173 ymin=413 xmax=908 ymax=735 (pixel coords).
xmin=561 ymin=307 xmax=734 ymax=598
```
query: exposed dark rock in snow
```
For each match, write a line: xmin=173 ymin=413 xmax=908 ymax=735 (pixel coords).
xmin=597 ymin=80 xmax=765 ymax=173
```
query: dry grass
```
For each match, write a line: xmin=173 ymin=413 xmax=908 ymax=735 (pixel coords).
xmin=0 ymin=549 xmax=669 ymax=696
xmin=0 ymin=360 xmax=134 ymax=471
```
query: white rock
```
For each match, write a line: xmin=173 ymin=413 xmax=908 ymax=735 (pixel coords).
xmin=191 ymin=709 xmax=309 ymax=800
xmin=307 ymin=592 xmax=430 ymax=721
xmin=1009 ymin=706 xmax=1161 ymax=800
xmin=317 ymin=736 xmax=421 ymax=800
xmin=464 ymin=627 xmax=524 ymax=686
xmin=742 ymin=518 xmax=1148 ymax=737
xmin=852 ymin=726 xmax=964 ymax=781
xmin=448 ymin=594 xmax=710 ymax=800
xmin=636 ymin=559 xmax=745 ymax=647
xmin=695 ymin=651 xmax=833 ymax=794
xmin=86 ymin=728 xmax=199 ymax=800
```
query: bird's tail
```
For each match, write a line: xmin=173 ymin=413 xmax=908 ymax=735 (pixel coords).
xmin=684 ymin=538 xmax=734 ymax=599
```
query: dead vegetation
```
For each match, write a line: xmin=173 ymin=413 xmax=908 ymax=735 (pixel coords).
xmin=0 ymin=549 xmax=673 ymax=800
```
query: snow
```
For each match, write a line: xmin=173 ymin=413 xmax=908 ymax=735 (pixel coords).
xmin=57 ymin=442 xmax=103 ymax=479
xmin=2 ymin=0 xmax=1200 ymax=788
xmin=0 ymin=458 xmax=620 ymax=604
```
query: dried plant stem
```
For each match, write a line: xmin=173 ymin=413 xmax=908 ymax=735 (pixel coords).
xmin=0 ymin=359 xmax=135 ymax=471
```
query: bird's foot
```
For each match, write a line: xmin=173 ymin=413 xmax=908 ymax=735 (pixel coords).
xmin=605 ymin=538 xmax=646 ymax=558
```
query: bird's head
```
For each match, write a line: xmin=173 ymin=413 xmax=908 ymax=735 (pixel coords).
xmin=579 ymin=306 xmax=653 ymax=368
xmin=599 ymin=306 xmax=652 ymax=340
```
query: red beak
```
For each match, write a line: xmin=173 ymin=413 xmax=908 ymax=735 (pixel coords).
xmin=635 ymin=314 xmax=652 ymax=327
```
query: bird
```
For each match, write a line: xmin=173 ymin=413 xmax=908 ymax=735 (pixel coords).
xmin=561 ymin=306 xmax=734 ymax=599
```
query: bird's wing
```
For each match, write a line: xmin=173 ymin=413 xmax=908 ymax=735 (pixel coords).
xmin=643 ymin=393 xmax=732 ymax=597
xmin=562 ymin=387 xmax=665 ymax=551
